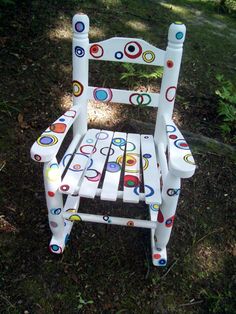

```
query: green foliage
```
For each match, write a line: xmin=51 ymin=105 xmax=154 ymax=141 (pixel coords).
xmin=0 ymin=0 xmax=16 ymax=5
xmin=215 ymin=74 xmax=236 ymax=143
xmin=120 ymin=63 xmax=163 ymax=87
xmin=0 ymin=100 xmax=20 ymax=117
xmin=76 ymin=292 xmax=94 ymax=310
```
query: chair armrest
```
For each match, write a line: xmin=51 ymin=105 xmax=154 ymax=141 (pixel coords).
xmin=30 ymin=106 xmax=80 ymax=162
xmin=164 ymin=118 xmax=196 ymax=178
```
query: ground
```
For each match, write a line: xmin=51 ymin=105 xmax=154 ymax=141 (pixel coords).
xmin=0 ymin=0 xmax=235 ymax=313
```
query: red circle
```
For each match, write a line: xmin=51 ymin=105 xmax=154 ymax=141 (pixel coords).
xmin=169 ymin=134 xmax=177 ymax=140
xmin=157 ymin=209 xmax=164 ymax=223
xmin=180 ymin=143 xmax=188 ymax=147
xmin=167 ymin=60 xmax=174 ymax=68
xmin=34 ymin=154 xmax=41 ymax=161
xmin=89 ymin=44 xmax=104 ymax=58
xmin=153 ymin=253 xmax=161 ymax=259
xmin=60 ymin=184 xmax=69 ymax=191
xmin=48 ymin=191 xmax=55 ymax=197
xmin=124 ymin=175 xmax=139 ymax=187
xmin=124 ymin=41 xmax=142 ymax=59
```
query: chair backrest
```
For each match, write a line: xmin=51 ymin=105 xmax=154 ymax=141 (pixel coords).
xmin=72 ymin=13 xmax=186 ymax=145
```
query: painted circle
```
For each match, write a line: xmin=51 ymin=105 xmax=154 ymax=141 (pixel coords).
xmin=115 ymin=51 xmax=123 ymax=60
xmin=73 ymin=80 xmax=84 ymax=97
xmin=60 ymin=184 xmax=70 ymax=192
xmin=50 ymin=221 xmax=58 ymax=228
xmin=158 ymin=259 xmax=167 ymax=265
xmin=165 ymin=217 xmax=174 ymax=227
xmin=150 ymin=203 xmax=159 ymax=211
xmin=85 ymin=169 xmax=101 ymax=182
xmin=129 ymin=93 xmax=151 ymax=106
xmin=103 ymin=215 xmax=109 ymax=221
xmin=165 ymin=86 xmax=176 ymax=102
xmin=166 ymin=124 xmax=176 ymax=133
xmin=75 ymin=46 xmax=85 ymax=57
xmin=153 ymin=253 xmax=161 ymax=259
xmin=69 ymin=214 xmax=81 ymax=221
xmin=100 ymin=147 xmax=114 ymax=156
xmin=174 ymin=139 xmax=189 ymax=150
xmin=169 ymin=134 xmax=177 ymax=140
xmin=59 ymin=118 xmax=65 ymax=122
xmin=75 ymin=21 xmax=85 ymax=32
xmin=183 ymin=153 xmax=195 ymax=165
xmin=144 ymin=136 xmax=149 ymax=139
xmin=167 ymin=188 xmax=180 ymax=196
xmin=124 ymin=41 xmax=142 ymax=59
xmin=96 ymin=131 xmax=109 ymax=140
xmin=50 ymin=244 xmax=62 ymax=253
xmin=48 ymin=191 xmax=55 ymax=197
xmin=124 ymin=175 xmax=139 ymax=188
xmin=90 ymin=44 xmax=104 ymax=58
xmin=145 ymin=185 xmax=154 ymax=197
xmin=73 ymin=164 xmax=81 ymax=170
xmin=37 ymin=135 xmax=58 ymax=147
xmin=176 ymin=31 xmax=184 ymax=40
xmin=167 ymin=60 xmax=174 ymax=68
xmin=143 ymin=153 xmax=151 ymax=159
xmin=80 ymin=144 xmax=96 ymax=155
xmin=106 ymin=162 xmax=121 ymax=173
xmin=112 ymin=137 xmax=126 ymax=146
xmin=93 ymin=88 xmax=113 ymax=102
xmin=120 ymin=141 xmax=136 ymax=152
xmin=86 ymin=138 xmax=94 ymax=143
xmin=50 ymin=208 xmax=61 ymax=215
xmin=142 ymin=50 xmax=155 ymax=63
xmin=127 ymin=220 xmax=134 ymax=227
xmin=34 ymin=154 xmax=41 ymax=161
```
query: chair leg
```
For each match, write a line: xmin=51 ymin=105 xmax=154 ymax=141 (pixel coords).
xmin=153 ymin=172 xmax=180 ymax=266
xmin=44 ymin=158 xmax=65 ymax=254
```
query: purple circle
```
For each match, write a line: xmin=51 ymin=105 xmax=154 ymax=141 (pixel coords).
xmin=75 ymin=21 xmax=85 ymax=32
xmin=106 ymin=162 xmax=121 ymax=173
xmin=143 ymin=153 xmax=151 ymax=158
xmin=40 ymin=136 xmax=53 ymax=145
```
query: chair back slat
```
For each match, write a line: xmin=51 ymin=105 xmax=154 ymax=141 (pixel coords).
xmin=89 ymin=37 xmax=166 ymax=66
xmin=88 ymin=86 xmax=159 ymax=107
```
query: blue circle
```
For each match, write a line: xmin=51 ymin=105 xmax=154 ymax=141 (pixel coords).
xmin=143 ymin=153 xmax=151 ymax=159
xmin=59 ymin=118 xmax=65 ymax=122
xmin=174 ymin=139 xmax=189 ymax=150
xmin=176 ymin=32 xmax=183 ymax=40
xmin=95 ymin=90 xmax=108 ymax=101
xmin=51 ymin=244 xmax=59 ymax=252
xmin=115 ymin=51 xmax=123 ymax=60
xmin=158 ymin=259 xmax=167 ymax=265
xmin=166 ymin=124 xmax=176 ymax=133
xmin=75 ymin=21 xmax=85 ymax=33
xmin=107 ymin=162 xmax=121 ymax=173
xmin=145 ymin=185 xmax=154 ymax=197
xmin=75 ymin=46 xmax=85 ymax=57
xmin=50 ymin=208 xmax=61 ymax=215
xmin=112 ymin=137 xmax=126 ymax=146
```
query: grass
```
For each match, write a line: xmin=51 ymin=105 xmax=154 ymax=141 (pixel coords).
xmin=0 ymin=0 xmax=235 ymax=313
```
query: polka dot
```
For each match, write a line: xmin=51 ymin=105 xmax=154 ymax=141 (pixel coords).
xmin=169 ymin=134 xmax=177 ymax=140
xmin=80 ymin=144 xmax=96 ymax=155
xmin=60 ymin=184 xmax=69 ymax=192
xmin=50 ymin=244 xmax=62 ymax=253
xmin=158 ymin=259 xmax=167 ymax=265
xmin=142 ymin=50 xmax=155 ymax=63
xmin=73 ymin=80 xmax=83 ymax=97
xmin=112 ymin=138 xmax=126 ymax=146
xmin=115 ymin=51 xmax=123 ymax=60
xmin=50 ymin=123 xmax=66 ymax=134
xmin=93 ymin=88 xmax=112 ymax=102
xmin=157 ymin=209 xmax=164 ymax=223
xmin=34 ymin=154 xmax=41 ymax=161
xmin=75 ymin=46 xmax=85 ymax=57
xmin=167 ymin=60 xmax=174 ymax=68
xmin=166 ymin=125 xmax=176 ymax=133
xmin=124 ymin=175 xmax=139 ymax=188
xmin=103 ymin=215 xmax=109 ymax=221
xmin=176 ymin=32 xmax=184 ymax=40
xmin=124 ymin=41 xmax=142 ymax=59
xmin=143 ymin=153 xmax=151 ymax=159
xmin=153 ymin=253 xmax=161 ymax=259
xmin=59 ymin=118 xmax=65 ymax=122
xmin=127 ymin=220 xmax=134 ymax=227
xmin=69 ymin=214 xmax=81 ymax=221
xmin=50 ymin=208 xmax=61 ymax=215
xmin=183 ymin=154 xmax=195 ymax=165
xmin=174 ymin=139 xmax=189 ymax=150
xmin=50 ymin=221 xmax=58 ymax=228
xmin=75 ymin=21 xmax=85 ymax=32
xmin=48 ymin=191 xmax=55 ymax=197
xmin=150 ymin=204 xmax=159 ymax=211
xmin=37 ymin=135 xmax=58 ymax=147
xmin=90 ymin=44 xmax=104 ymax=58
xmin=107 ymin=162 xmax=121 ymax=173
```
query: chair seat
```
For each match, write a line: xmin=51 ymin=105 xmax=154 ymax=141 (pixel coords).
xmin=59 ymin=129 xmax=161 ymax=204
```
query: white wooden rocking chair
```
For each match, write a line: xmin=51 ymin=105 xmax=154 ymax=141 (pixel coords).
xmin=30 ymin=13 xmax=196 ymax=266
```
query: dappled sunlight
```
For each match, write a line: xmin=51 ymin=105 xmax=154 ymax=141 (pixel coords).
xmin=126 ymin=20 xmax=150 ymax=32
xmin=160 ymin=2 xmax=192 ymax=17
xmin=90 ymin=26 xmax=106 ymax=40
xmin=194 ymin=242 xmax=223 ymax=273
xmin=59 ymin=93 xmax=73 ymax=111
xmin=48 ymin=17 xmax=71 ymax=40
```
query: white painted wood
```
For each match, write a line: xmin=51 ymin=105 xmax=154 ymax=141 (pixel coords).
xmin=154 ymin=22 xmax=186 ymax=146
xmin=59 ymin=129 xmax=100 ymax=195
xmin=157 ymin=142 xmax=168 ymax=180
xmin=101 ymin=132 xmax=127 ymax=201
xmin=88 ymin=86 xmax=159 ymax=107
xmin=140 ymin=134 xmax=161 ymax=204
xmin=63 ymin=212 xmax=156 ymax=229
xmin=79 ymin=130 xmax=114 ymax=198
xmin=165 ymin=117 xmax=196 ymax=178
xmin=89 ymin=37 xmax=166 ymax=66
xmin=123 ymin=133 xmax=140 ymax=203
xmin=96 ymin=188 xmax=146 ymax=202
xmin=72 ymin=14 xmax=89 ymax=137
xmin=31 ymin=106 xmax=80 ymax=163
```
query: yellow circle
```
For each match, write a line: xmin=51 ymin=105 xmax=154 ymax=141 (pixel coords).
xmin=73 ymin=81 xmax=83 ymax=97
xmin=142 ymin=50 xmax=155 ymax=63
xmin=69 ymin=214 xmax=81 ymax=221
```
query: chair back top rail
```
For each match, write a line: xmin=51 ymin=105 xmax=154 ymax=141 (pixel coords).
xmin=88 ymin=37 xmax=166 ymax=66
xmin=88 ymin=86 xmax=159 ymax=107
